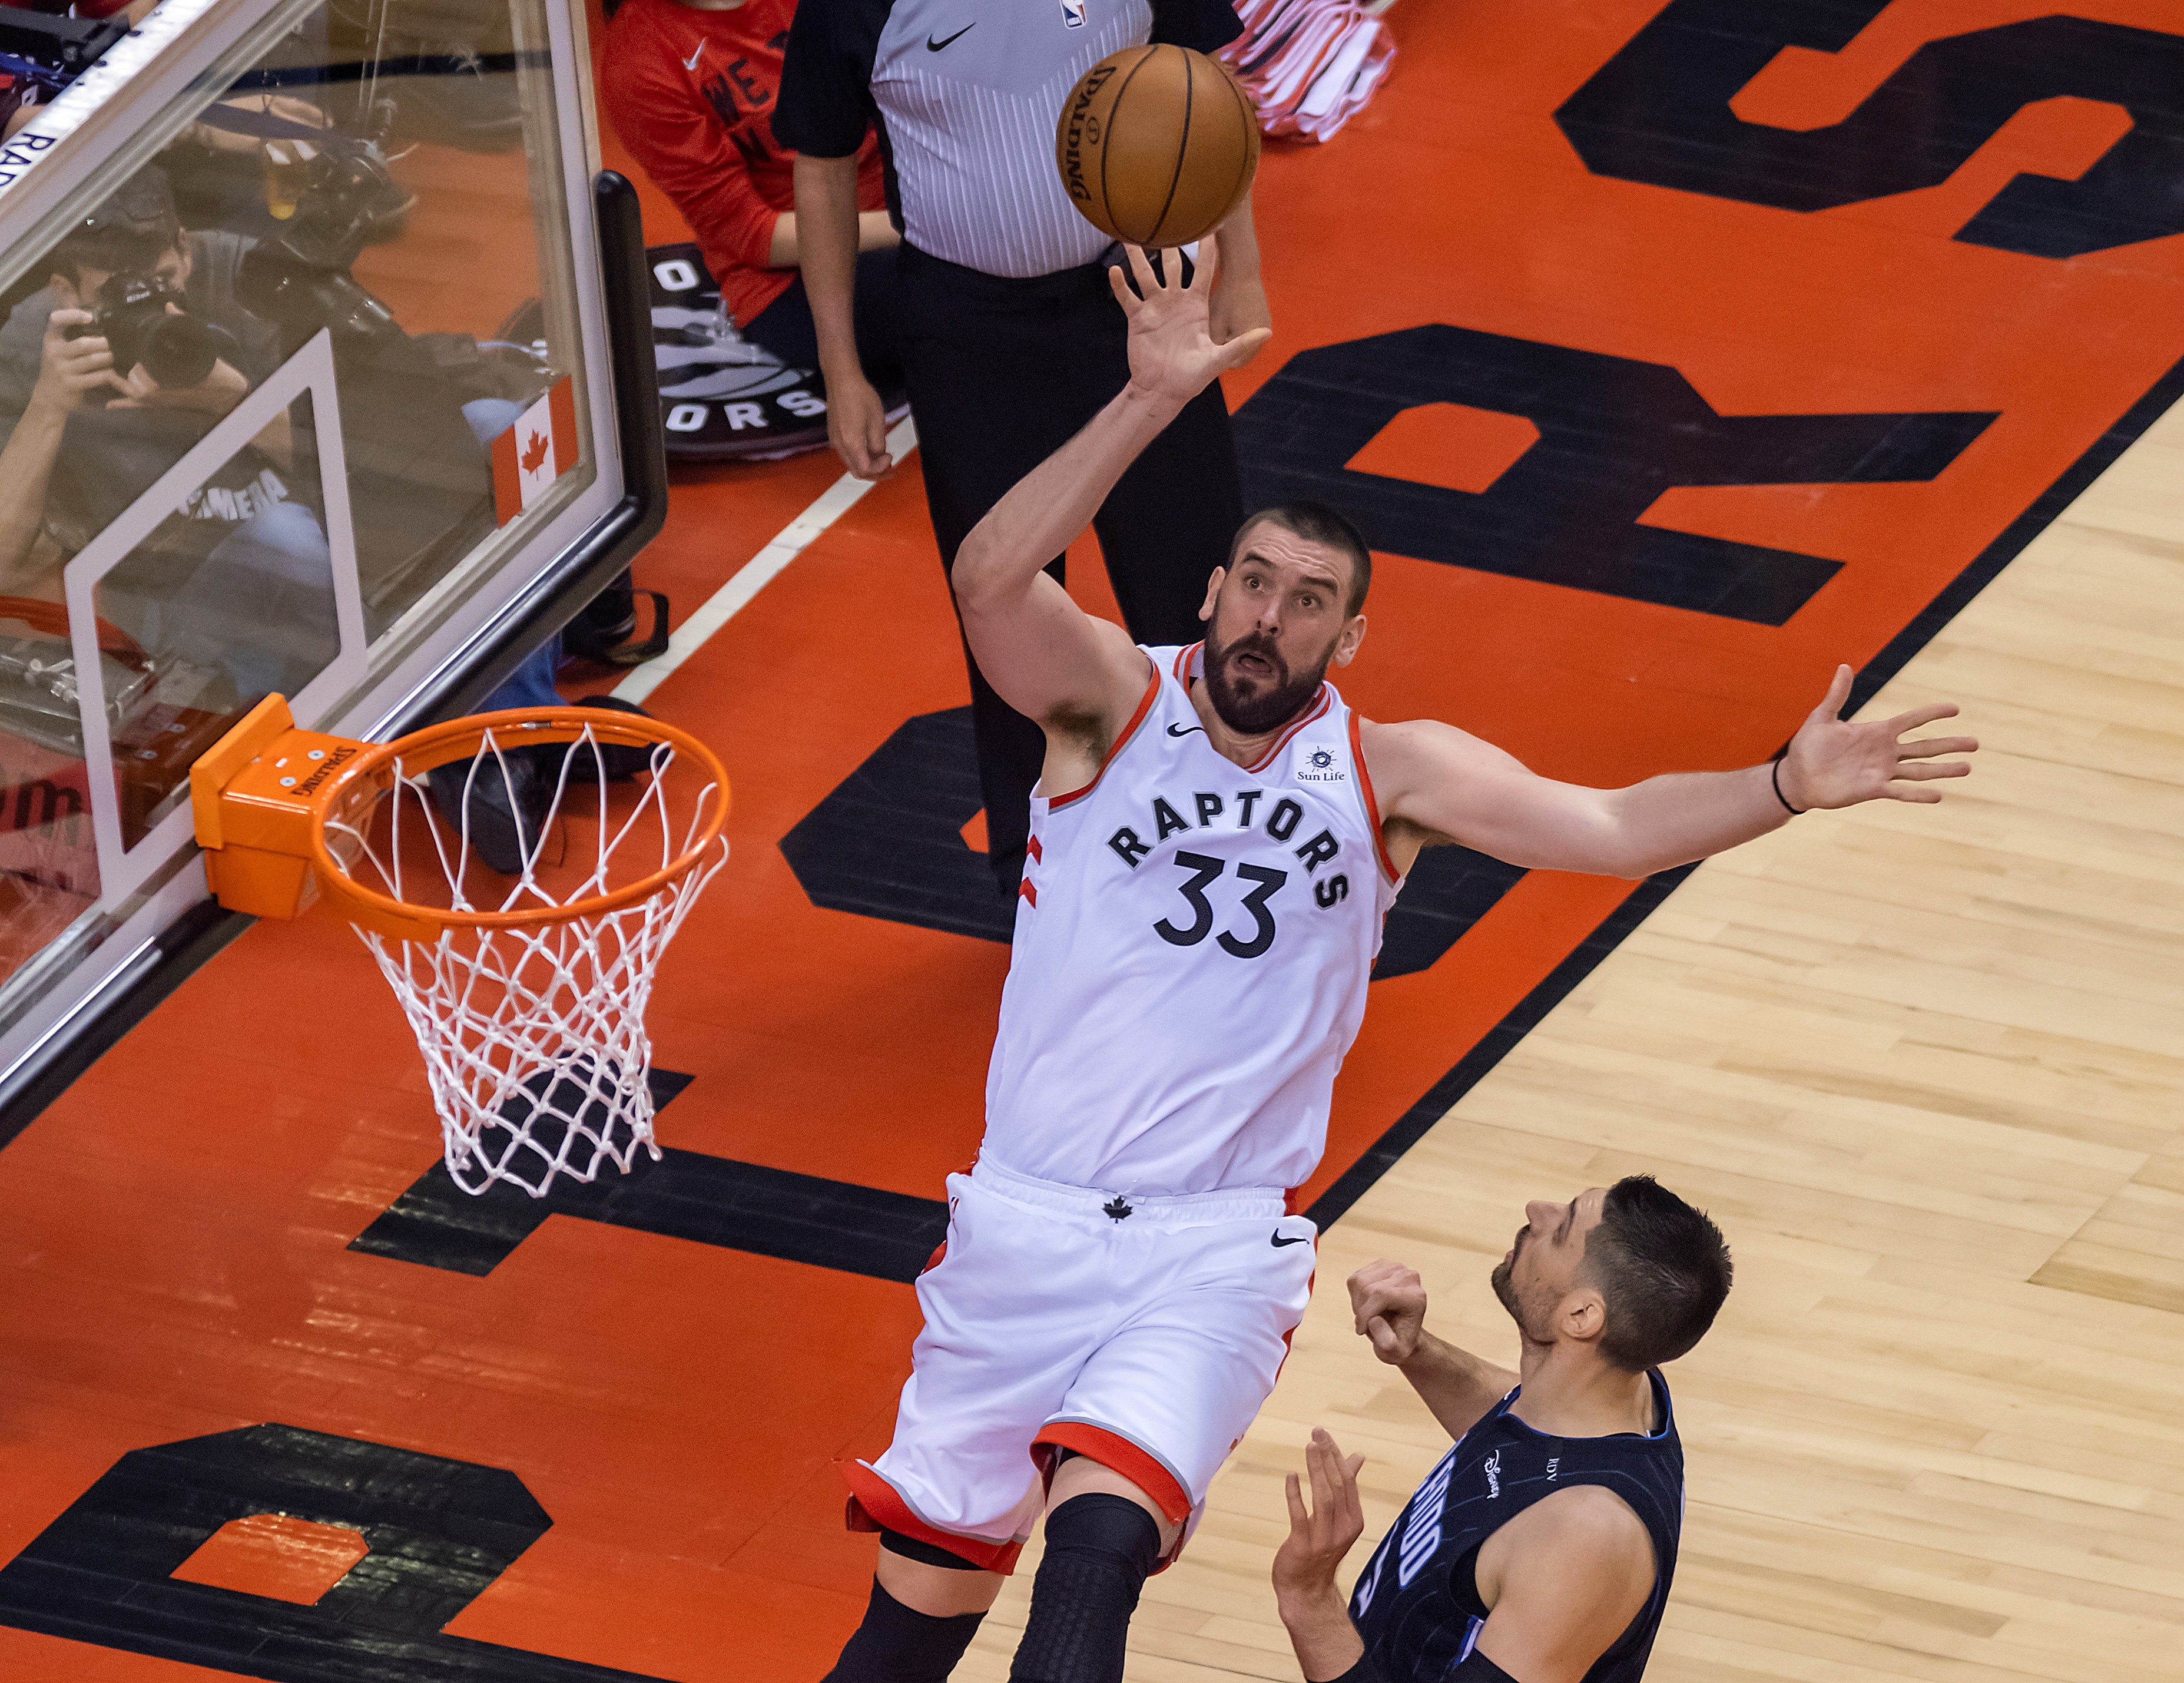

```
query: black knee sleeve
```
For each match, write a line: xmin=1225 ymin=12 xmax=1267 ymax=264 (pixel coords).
xmin=823 ymin=1579 xmax=985 ymax=1683
xmin=1008 ymin=1493 xmax=1164 ymax=1683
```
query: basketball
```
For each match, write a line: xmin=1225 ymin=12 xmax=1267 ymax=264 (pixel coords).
xmin=1055 ymin=45 xmax=1260 ymax=249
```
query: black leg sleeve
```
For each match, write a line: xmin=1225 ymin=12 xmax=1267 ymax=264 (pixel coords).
xmin=822 ymin=1579 xmax=986 ymax=1683
xmin=1006 ymin=1493 xmax=1162 ymax=1683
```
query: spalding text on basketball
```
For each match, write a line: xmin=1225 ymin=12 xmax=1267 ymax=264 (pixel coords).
xmin=1058 ymin=63 xmax=1116 ymax=204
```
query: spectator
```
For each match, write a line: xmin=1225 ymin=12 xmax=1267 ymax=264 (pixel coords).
xmin=778 ymin=0 xmax=1267 ymax=896
xmin=598 ymin=0 xmax=902 ymax=385
xmin=0 ymin=165 xmax=336 ymax=700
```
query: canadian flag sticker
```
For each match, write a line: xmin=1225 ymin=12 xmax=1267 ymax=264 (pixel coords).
xmin=491 ymin=377 xmax=580 ymax=525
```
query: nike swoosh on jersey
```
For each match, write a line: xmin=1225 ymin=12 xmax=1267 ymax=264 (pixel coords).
xmin=926 ymin=23 xmax=975 ymax=50
xmin=1271 ymin=1230 xmax=1310 ymax=1247
xmin=1166 ymin=721 xmax=1205 ymax=737
xmin=682 ymin=43 xmax=705 ymax=69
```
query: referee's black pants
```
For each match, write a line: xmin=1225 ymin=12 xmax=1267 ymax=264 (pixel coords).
xmin=894 ymin=240 xmax=1246 ymax=893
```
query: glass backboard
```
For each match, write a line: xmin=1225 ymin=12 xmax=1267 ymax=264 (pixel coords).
xmin=0 ymin=0 xmax=661 ymax=1117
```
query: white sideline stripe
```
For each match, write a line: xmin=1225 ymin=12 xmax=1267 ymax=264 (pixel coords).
xmin=612 ymin=415 xmax=919 ymax=705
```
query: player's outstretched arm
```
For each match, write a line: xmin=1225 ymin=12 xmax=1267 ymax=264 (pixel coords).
xmin=1364 ymin=665 xmax=1977 ymax=880
xmin=1272 ymin=1429 xmax=1372 ymax=1682
xmin=1470 ymin=1489 xmax=1658 ymax=1683
xmin=1350 ymin=1261 xmax=1517 ymax=1443
xmin=952 ymin=238 xmax=1272 ymax=739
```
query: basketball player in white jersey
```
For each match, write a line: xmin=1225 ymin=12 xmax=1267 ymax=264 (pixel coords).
xmin=817 ymin=240 xmax=1976 ymax=1683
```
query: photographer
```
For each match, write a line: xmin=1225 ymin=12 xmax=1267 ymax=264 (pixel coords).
xmin=0 ymin=164 xmax=335 ymax=696
xmin=599 ymin=0 xmax=900 ymax=381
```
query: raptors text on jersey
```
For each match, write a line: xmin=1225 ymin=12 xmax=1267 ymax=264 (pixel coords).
xmin=980 ymin=644 xmax=1404 ymax=1196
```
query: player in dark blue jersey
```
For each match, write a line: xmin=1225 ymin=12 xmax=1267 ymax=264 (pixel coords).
xmin=1270 ymin=1177 xmax=1732 ymax=1683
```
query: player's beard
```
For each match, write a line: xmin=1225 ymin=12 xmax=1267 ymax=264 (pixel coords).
xmin=1490 ymin=1225 xmax=1533 ymax=1334
xmin=1202 ymin=625 xmax=1335 ymax=736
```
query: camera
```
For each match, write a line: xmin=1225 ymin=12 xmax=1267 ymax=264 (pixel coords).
xmin=236 ymin=136 xmax=412 ymax=350
xmin=67 ymin=271 xmax=238 ymax=389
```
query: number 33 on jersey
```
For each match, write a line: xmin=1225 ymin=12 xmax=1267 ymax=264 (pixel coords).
xmin=980 ymin=642 xmax=1404 ymax=1198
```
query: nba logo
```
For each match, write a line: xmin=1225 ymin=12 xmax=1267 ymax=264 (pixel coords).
xmin=1060 ymin=0 xmax=1085 ymax=25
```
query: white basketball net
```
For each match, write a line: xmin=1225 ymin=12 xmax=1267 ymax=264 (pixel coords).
xmin=323 ymin=723 xmax=728 ymax=1197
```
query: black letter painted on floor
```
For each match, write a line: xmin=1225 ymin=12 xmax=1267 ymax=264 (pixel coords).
xmin=1232 ymin=325 xmax=1994 ymax=625
xmin=780 ymin=708 xmax=1012 ymax=943
xmin=0 ymin=1424 xmax=676 ymax=1681
xmin=1556 ymin=1 xmax=2184 ymax=258
xmin=348 ymin=1068 xmax=949 ymax=1278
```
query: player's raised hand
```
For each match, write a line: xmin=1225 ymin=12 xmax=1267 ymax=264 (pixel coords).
xmin=1778 ymin=665 xmax=1978 ymax=810
xmin=1349 ymin=1260 xmax=1427 ymax=1366
xmin=1111 ymin=231 xmax=1272 ymax=408
xmin=1273 ymin=1429 xmax=1368 ymax=1601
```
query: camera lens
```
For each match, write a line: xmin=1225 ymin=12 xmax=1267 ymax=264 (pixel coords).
xmin=91 ymin=273 xmax=237 ymax=388
xmin=140 ymin=314 xmax=223 ymax=388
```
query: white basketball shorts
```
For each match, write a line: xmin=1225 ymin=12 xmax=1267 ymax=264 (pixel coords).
xmin=840 ymin=1155 xmax=1317 ymax=1572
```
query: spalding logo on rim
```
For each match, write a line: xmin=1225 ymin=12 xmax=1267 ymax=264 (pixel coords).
xmin=1060 ymin=0 xmax=1085 ymax=25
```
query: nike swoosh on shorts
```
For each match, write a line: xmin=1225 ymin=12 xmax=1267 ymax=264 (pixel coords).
xmin=926 ymin=24 xmax=975 ymax=50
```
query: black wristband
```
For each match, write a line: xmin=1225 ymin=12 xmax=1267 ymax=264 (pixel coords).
xmin=1770 ymin=757 xmax=1804 ymax=816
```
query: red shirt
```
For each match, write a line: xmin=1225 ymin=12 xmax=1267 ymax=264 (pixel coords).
xmin=599 ymin=0 xmax=884 ymax=330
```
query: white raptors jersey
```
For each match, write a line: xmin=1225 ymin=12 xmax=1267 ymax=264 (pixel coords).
xmin=981 ymin=644 xmax=1404 ymax=1196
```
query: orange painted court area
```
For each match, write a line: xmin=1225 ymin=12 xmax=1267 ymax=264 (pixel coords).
xmin=4 ymin=2 xmax=2183 ymax=1677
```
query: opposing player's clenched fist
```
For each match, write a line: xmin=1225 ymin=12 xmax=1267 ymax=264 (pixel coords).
xmin=1111 ymin=232 xmax=1272 ymax=408
xmin=1348 ymin=1260 xmax=1427 ymax=1366
xmin=1778 ymin=664 xmax=1978 ymax=810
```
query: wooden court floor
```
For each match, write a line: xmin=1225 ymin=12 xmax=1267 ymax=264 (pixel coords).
xmin=2 ymin=2 xmax=2183 ymax=1680
xmin=992 ymin=399 xmax=2184 ymax=1683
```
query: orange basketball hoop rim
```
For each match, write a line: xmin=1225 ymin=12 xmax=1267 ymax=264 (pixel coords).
xmin=191 ymin=693 xmax=732 ymax=942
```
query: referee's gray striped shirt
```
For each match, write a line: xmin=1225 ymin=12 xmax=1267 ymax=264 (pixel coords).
xmin=780 ymin=0 xmax=1244 ymax=280
xmin=876 ymin=0 xmax=1150 ymax=277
